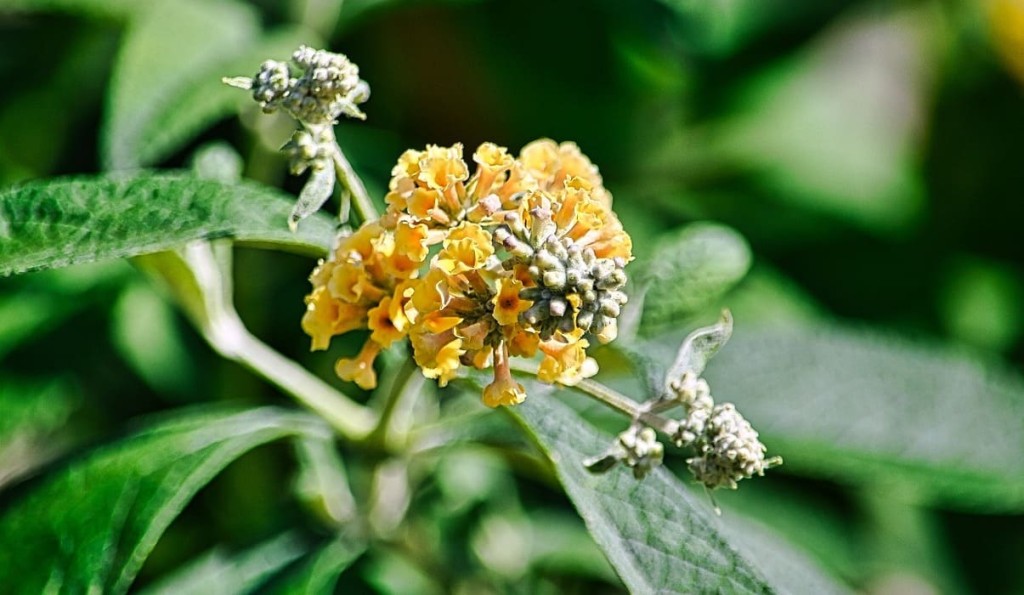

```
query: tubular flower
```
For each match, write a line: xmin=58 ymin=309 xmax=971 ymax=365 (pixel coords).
xmin=302 ymin=140 xmax=632 ymax=405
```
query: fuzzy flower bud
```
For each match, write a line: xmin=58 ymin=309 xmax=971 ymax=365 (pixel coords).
xmin=225 ymin=45 xmax=369 ymax=125
xmin=687 ymin=404 xmax=780 ymax=490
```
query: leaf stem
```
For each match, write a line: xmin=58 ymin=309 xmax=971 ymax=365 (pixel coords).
xmin=508 ymin=361 xmax=678 ymax=436
xmin=146 ymin=242 xmax=377 ymax=440
xmin=326 ymin=128 xmax=378 ymax=223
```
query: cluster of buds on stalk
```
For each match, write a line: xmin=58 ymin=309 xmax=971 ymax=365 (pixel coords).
xmin=225 ymin=46 xmax=373 ymax=229
xmin=585 ymin=312 xmax=781 ymax=490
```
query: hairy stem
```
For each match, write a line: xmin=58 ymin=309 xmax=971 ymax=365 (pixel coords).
xmin=145 ymin=242 xmax=377 ymax=440
xmin=327 ymin=128 xmax=378 ymax=223
xmin=508 ymin=360 xmax=678 ymax=436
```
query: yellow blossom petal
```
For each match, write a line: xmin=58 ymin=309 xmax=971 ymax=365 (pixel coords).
xmin=301 ymin=287 xmax=367 ymax=350
xmin=335 ymin=341 xmax=381 ymax=390
xmin=537 ymin=337 xmax=598 ymax=385
xmin=411 ymin=330 xmax=463 ymax=387
xmin=368 ymin=296 xmax=404 ymax=347
xmin=492 ymin=278 xmax=531 ymax=327
xmin=482 ymin=374 xmax=526 ymax=408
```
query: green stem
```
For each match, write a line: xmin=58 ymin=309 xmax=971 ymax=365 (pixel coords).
xmin=155 ymin=242 xmax=377 ymax=440
xmin=507 ymin=360 xmax=678 ymax=436
xmin=366 ymin=356 xmax=424 ymax=449
xmin=327 ymin=128 xmax=378 ymax=223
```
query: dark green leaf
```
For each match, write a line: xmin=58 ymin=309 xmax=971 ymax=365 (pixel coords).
xmin=0 ymin=0 xmax=148 ymax=19
xmin=0 ymin=407 xmax=326 ymax=595
xmin=508 ymin=384 xmax=848 ymax=594
xmin=0 ymin=173 xmax=334 ymax=277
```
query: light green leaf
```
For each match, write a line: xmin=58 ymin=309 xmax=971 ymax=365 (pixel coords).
xmin=0 ymin=407 xmax=327 ymax=595
xmin=712 ymin=9 xmax=932 ymax=233
xmin=102 ymin=0 xmax=259 ymax=170
xmin=112 ymin=282 xmax=198 ymax=398
xmin=0 ymin=173 xmax=334 ymax=277
xmin=663 ymin=309 xmax=733 ymax=392
xmin=291 ymin=166 xmax=336 ymax=231
xmin=649 ymin=324 xmax=1024 ymax=511
xmin=136 ymin=27 xmax=319 ymax=171
xmin=140 ymin=533 xmax=308 ymax=595
xmin=640 ymin=222 xmax=750 ymax=331
xmin=508 ymin=384 xmax=848 ymax=594
xmin=269 ymin=537 xmax=365 ymax=594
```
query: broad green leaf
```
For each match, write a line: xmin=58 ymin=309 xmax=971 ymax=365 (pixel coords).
xmin=139 ymin=533 xmax=307 ymax=595
xmin=712 ymin=9 xmax=931 ymax=233
xmin=0 ymin=173 xmax=334 ymax=277
xmin=508 ymin=384 xmax=848 ymax=594
xmin=648 ymin=324 xmax=1024 ymax=511
xmin=0 ymin=407 xmax=326 ymax=595
xmin=134 ymin=27 xmax=319 ymax=171
xmin=640 ymin=223 xmax=750 ymax=331
xmin=102 ymin=0 xmax=259 ymax=170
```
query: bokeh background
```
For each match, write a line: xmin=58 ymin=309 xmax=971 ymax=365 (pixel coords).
xmin=2 ymin=0 xmax=1024 ymax=592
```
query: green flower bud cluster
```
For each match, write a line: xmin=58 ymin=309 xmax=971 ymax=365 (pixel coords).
xmin=495 ymin=208 xmax=628 ymax=342
xmin=617 ymin=426 xmax=664 ymax=480
xmin=245 ymin=46 xmax=369 ymax=125
xmin=283 ymin=128 xmax=332 ymax=175
xmin=584 ymin=425 xmax=664 ymax=480
xmin=668 ymin=372 xmax=714 ymax=445
xmin=686 ymin=403 xmax=777 ymax=490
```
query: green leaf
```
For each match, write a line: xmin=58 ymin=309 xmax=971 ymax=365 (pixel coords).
xmin=508 ymin=384 xmax=848 ymax=594
xmin=133 ymin=27 xmax=319 ymax=171
xmin=640 ymin=223 xmax=751 ymax=331
xmin=0 ymin=407 xmax=326 ymax=595
xmin=268 ymin=537 xmax=365 ymax=594
xmin=663 ymin=309 xmax=733 ymax=392
xmin=0 ymin=173 xmax=334 ymax=277
xmin=139 ymin=533 xmax=308 ymax=595
xmin=102 ymin=0 xmax=260 ymax=170
xmin=712 ymin=9 xmax=932 ymax=233
xmin=290 ymin=166 xmax=336 ymax=232
xmin=111 ymin=282 xmax=198 ymax=398
xmin=0 ymin=0 xmax=149 ymax=19
xmin=0 ymin=379 xmax=80 ymax=488
xmin=648 ymin=324 xmax=1024 ymax=511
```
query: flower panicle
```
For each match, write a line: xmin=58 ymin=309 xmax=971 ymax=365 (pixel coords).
xmin=301 ymin=139 xmax=632 ymax=407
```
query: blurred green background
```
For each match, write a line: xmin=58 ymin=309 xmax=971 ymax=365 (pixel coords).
xmin=2 ymin=0 xmax=1024 ymax=592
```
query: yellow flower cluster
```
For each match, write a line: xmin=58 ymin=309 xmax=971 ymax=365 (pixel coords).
xmin=302 ymin=139 xmax=632 ymax=407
